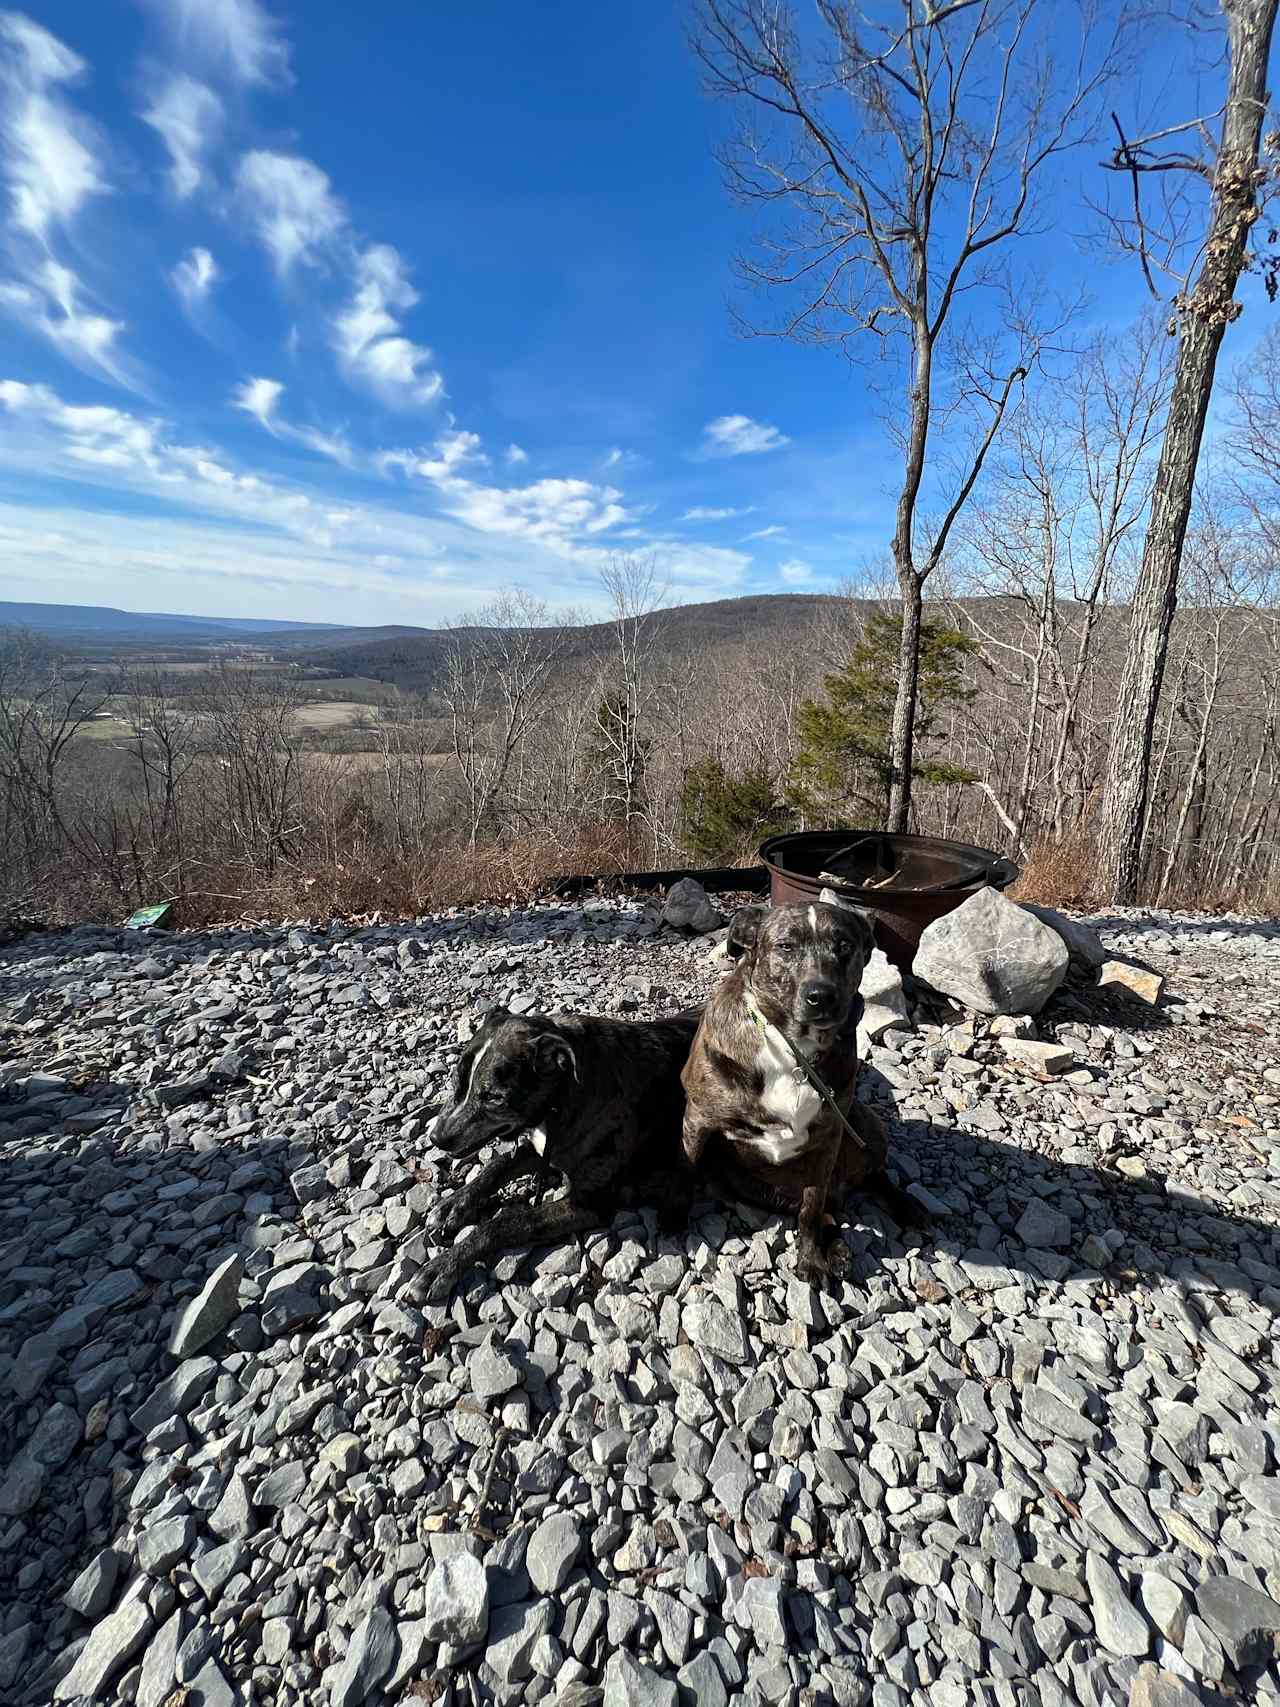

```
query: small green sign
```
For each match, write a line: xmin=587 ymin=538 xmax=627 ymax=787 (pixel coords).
xmin=125 ymin=903 xmax=174 ymax=930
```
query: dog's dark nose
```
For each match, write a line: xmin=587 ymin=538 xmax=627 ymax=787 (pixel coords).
xmin=800 ymin=980 xmax=838 ymax=1016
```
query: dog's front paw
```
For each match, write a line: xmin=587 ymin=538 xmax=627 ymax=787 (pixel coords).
xmin=427 ymin=1191 xmax=481 ymax=1241
xmin=411 ymin=1252 xmax=462 ymax=1303
xmin=794 ymin=1240 xmax=835 ymax=1291
xmin=824 ymin=1236 xmax=852 ymax=1278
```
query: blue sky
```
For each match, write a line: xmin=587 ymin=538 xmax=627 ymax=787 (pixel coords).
xmin=0 ymin=2 xmax=1269 ymax=625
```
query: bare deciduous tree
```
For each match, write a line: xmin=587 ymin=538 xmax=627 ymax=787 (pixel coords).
xmin=0 ymin=633 xmax=109 ymax=905
xmin=440 ymin=590 xmax=570 ymax=846
xmin=198 ymin=662 xmax=307 ymax=877
xmin=590 ymin=555 xmax=667 ymax=851
xmin=375 ymin=694 xmax=441 ymax=857
xmin=1095 ymin=0 xmax=1279 ymax=901
xmin=1151 ymin=511 xmax=1263 ymax=897
xmin=948 ymin=317 xmax=1171 ymax=844
xmin=695 ymin=0 xmax=1115 ymax=829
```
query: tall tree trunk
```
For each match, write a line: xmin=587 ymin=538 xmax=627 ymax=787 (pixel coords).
xmin=1096 ymin=0 xmax=1278 ymax=901
xmin=1157 ymin=682 xmax=1218 ymax=900
xmin=886 ymin=322 xmax=932 ymax=834
xmin=887 ymin=577 xmax=923 ymax=831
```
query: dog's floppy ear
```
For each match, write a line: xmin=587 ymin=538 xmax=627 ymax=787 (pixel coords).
xmin=535 ymin=1028 xmax=578 ymax=1081
xmin=451 ymin=1007 xmax=508 ymax=1103
xmin=726 ymin=903 xmax=769 ymax=963
xmin=818 ymin=888 xmax=875 ymax=956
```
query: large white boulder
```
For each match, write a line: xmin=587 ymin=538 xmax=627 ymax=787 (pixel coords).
xmin=913 ymin=885 xmax=1068 ymax=1016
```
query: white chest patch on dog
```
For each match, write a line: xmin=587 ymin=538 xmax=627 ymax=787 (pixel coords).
xmin=731 ymin=1020 xmax=823 ymax=1163
xmin=528 ymin=1124 xmax=548 ymax=1156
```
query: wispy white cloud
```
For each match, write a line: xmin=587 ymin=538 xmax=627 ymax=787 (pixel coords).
xmin=172 ymin=244 xmax=219 ymax=309
xmin=604 ymin=447 xmax=625 ymax=468
xmin=0 ymin=377 xmax=753 ymax=618
xmin=0 ymin=502 xmax=462 ymax=618
xmin=0 ymin=379 xmax=627 ymax=620
xmin=412 ymin=427 xmax=484 ymax=482
xmin=141 ymin=74 xmax=222 ymax=198
xmin=232 ymin=374 xmax=283 ymax=431
xmin=681 ymin=504 xmax=753 ymax=522
xmin=446 ymin=476 xmax=627 ymax=548
xmin=0 ymin=259 xmax=127 ymax=381
xmin=779 ymin=558 xmax=813 ymax=585
xmin=138 ymin=0 xmax=289 ymax=89
xmin=745 ymin=523 xmax=785 ymax=540
xmin=0 ymin=375 xmax=356 ymax=541
xmin=505 ymin=442 xmax=528 ymax=465
xmin=333 ymin=243 xmax=442 ymax=409
xmin=0 ymin=18 xmax=128 ymax=383
xmin=236 ymin=149 xmax=344 ymax=273
xmin=701 ymin=413 xmax=790 ymax=457
xmin=382 ymin=426 xmax=628 ymax=556
xmin=232 ymin=374 xmax=353 ymax=465
xmin=0 ymin=12 xmax=107 ymax=240
xmin=646 ymin=541 xmax=752 ymax=601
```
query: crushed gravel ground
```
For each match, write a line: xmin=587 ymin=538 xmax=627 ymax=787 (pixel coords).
xmin=1 ymin=896 xmax=1278 ymax=1707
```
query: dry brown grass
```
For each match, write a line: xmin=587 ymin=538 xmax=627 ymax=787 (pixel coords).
xmin=1013 ymin=829 xmax=1280 ymax=916
xmin=1155 ymin=871 xmax=1280 ymax=916
xmin=1010 ymin=829 xmax=1101 ymax=910
xmin=16 ymin=817 xmax=1277 ymax=934
xmin=170 ymin=823 xmax=646 ymax=926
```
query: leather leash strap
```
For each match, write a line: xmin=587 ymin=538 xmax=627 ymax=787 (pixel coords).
xmin=744 ymin=995 xmax=866 ymax=1152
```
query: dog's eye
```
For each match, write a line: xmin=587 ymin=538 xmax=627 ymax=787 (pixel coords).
xmin=482 ymin=1087 xmax=505 ymax=1106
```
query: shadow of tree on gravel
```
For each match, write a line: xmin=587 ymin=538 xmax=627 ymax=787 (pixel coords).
xmin=0 ymin=1129 xmax=309 ymax=1706
xmin=426 ymin=1075 xmax=1279 ymax=1707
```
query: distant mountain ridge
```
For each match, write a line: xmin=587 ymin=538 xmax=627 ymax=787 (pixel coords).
xmin=0 ymin=593 xmax=844 ymax=663
xmin=0 ymin=601 xmax=353 ymax=642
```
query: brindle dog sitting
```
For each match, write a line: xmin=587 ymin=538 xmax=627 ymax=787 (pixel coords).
xmin=681 ymin=901 xmax=923 ymax=1286
xmin=416 ymin=1006 xmax=701 ymax=1299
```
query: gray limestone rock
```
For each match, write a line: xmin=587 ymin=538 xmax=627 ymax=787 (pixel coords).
xmin=422 ymin=1553 xmax=489 ymax=1649
xmin=526 ymin=1511 xmax=582 ymax=1595
xmin=168 ymin=1254 xmax=245 ymax=1357
xmin=1194 ymin=1576 xmax=1280 ymax=1670
xmin=913 ymin=886 xmax=1069 ymax=1015
xmin=330 ymin=1607 xmax=398 ymax=1707
xmin=1086 ymin=1554 xmax=1151 ymax=1659
xmin=603 ymin=1650 xmax=679 ymax=1707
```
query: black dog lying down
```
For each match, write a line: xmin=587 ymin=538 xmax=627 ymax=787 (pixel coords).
xmin=416 ymin=1005 xmax=701 ymax=1299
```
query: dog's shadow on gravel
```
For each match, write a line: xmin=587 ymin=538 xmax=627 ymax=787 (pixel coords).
xmin=855 ymin=1066 xmax=1280 ymax=1294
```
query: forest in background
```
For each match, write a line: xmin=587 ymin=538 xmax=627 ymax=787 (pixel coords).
xmin=5 ymin=0 xmax=1280 ymax=925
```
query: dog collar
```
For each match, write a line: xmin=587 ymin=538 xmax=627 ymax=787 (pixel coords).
xmin=744 ymin=994 xmax=810 ymax=1085
xmin=742 ymin=994 xmax=866 ymax=1151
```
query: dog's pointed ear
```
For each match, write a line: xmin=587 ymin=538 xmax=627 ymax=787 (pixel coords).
xmin=535 ymin=1028 xmax=578 ymax=1081
xmin=451 ymin=1007 xmax=507 ymax=1102
xmin=726 ymin=903 xmax=769 ymax=963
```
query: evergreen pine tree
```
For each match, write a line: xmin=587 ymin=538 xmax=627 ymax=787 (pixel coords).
xmin=789 ymin=613 xmax=978 ymax=826
xmin=679 ymin=757 xmax=794 ymax=863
